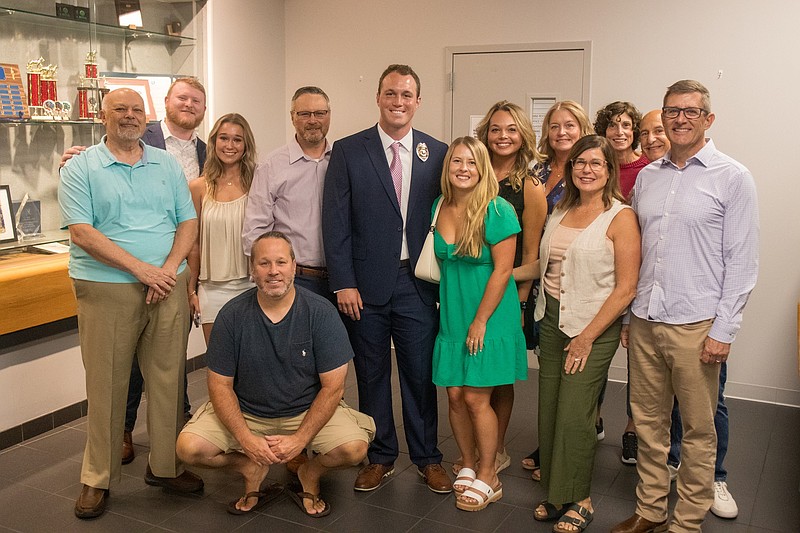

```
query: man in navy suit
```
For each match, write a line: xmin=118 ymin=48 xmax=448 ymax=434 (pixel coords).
xmin=323 ymin=64 xmax=451 ymax=494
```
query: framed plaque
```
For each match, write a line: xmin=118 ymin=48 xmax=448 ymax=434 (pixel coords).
xmin=0 ymin=185 xmax=19 ymax=244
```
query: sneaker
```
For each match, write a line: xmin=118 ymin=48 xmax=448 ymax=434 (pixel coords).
xmin=595 ymin=418 xmax=605 ymax=441
xmin=621 ymin=432 xmax=637 ymax=464
xmin=667 ymin=463 xmax=679 ymax=482
xmin=710 ymin=481 xmax=738 ymax=519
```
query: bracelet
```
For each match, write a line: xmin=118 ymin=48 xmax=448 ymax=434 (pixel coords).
xmin=190 ymin=290 xmax=197 ymax=296
xmin=520 ymin=301 xmax=527 ymax=310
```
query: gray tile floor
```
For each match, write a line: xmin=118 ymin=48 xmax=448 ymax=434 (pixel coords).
xmin=0 ymin=363 xmax=797 ymax=532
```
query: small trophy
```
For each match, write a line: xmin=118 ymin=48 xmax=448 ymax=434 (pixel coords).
xmin=40 ymin=64 xmax=58 ymax=101
xmin=14 ymin=193 xmax=43 ymax=240
xmin=84 ymin=50 xmax=98 ymax=79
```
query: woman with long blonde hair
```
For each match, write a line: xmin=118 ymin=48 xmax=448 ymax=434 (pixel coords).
xmin=188 ymin=113 xmax=257 ymax=345
xmin=473 ymin=100 xmax=547 ymax=475
xmin=431 ymin=137 xmax=527 ymax=512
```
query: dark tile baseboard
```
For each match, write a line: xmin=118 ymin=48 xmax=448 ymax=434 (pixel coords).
xmin=0 ymin=354 xmax=207 ymax=452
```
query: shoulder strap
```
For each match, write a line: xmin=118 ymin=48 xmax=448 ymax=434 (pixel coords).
xmin=431 ymin=197 xmax=443 ymax=227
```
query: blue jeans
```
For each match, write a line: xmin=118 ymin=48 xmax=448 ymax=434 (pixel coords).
xmin=668 ymin=362 xmax=728 ymax=482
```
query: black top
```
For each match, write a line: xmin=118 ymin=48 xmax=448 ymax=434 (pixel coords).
xmin=497 ymin=178 xmax=525 ymax=267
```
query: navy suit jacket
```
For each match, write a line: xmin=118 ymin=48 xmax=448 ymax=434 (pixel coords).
xmin=142 ymin=122 xmax=207 ymax=174
xmin=323 ymin=125 xmax=447 ymax=307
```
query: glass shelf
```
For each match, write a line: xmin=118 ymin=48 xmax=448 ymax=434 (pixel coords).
xmin=0 ymin=229 xmax=70 ymax=253
xmin=0 ymin=5 xmax=195 ymax=46
xmin=0 ymin=119 xmax=102 ymax=125
xmin=0 ymin=119 xmax=164 ymax=126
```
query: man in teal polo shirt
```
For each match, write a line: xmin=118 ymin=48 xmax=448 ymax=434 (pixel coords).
xmin=59 ymin=88 xmax=202 ymax=519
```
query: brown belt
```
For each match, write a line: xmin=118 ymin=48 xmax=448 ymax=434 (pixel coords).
xmin=296 ymin=264 xmax=328 ymax=279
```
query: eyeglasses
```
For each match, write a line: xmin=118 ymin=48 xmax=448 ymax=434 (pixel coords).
xmin=662 ymin=107 xmax=707 ymax=119
xmin=293 ymin=110 xmax=329 ymax=119
xmin=572 ymin=158 xmax=607 ymax=172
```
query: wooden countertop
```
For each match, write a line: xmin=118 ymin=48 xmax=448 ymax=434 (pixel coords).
xmin=0 ymin=251 xmax=76 ymax=335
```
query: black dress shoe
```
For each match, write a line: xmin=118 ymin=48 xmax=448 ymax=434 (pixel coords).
xmin=74 ymin=484 xmax=108 ymax=519
xmin=145 ymin=465 xmax=204 ymax=493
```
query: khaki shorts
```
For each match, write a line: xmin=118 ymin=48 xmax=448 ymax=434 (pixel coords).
xmin=182 ymin=399 xmax=375 ymax=456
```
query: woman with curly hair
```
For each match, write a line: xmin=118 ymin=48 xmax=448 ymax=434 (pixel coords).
xmin=594 ymin=101 xmax=647 ymax=199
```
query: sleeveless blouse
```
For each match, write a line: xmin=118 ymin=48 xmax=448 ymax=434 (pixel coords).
xmin=199 ymin=193 xmax=249 ymax=282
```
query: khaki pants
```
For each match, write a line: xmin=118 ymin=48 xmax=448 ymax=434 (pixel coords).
xmin=628 ymin=315 xmax=719 ymax=533
xmin=74 ymin=270 xmax=191 ymax=488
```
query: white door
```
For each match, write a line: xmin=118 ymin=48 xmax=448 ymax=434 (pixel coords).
xmin=446 ymin=42 xmax=591 ymax=142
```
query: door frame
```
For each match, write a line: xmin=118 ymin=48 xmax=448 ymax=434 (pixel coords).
xmin=444 ymin=41 xmax=592 ymax=143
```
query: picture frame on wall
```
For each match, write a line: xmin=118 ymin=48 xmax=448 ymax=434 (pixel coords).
xmin=0 ymin=185 xmax=19 ymax=244
xmin=101 ymin=72 xmax=173 ymax=121
xmin=102 ymin=77 xmax=157 ymax=121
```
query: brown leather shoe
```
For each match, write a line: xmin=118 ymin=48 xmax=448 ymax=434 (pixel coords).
xmin=418 ymin=463 xmax=453 ymax=494
xmin=354 ymin=463 xmax=394 ymax=491
xmin=74 ymin=484 xmax=108 ymax=519
xmin=611 ymin=513 xmax=669 ymax=533
xmin=287 ymin=449 xmax=309 ymax=475
xmin=121 ymin=430 xmax=135 ymax=465
xmin=144 ymin=465 xmax=204 ymax=493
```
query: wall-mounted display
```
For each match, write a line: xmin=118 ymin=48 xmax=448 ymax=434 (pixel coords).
xmin=0 ymin=63 xmax=29 ymax=119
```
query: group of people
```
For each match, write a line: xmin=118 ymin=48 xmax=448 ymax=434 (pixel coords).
xmin=58 ymin=65 xmax=758 ymax=533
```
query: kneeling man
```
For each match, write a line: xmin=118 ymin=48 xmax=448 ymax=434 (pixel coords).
xmin=177 ymin=231 xmax=374 ymax=516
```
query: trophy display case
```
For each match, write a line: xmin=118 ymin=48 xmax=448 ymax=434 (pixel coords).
xmin=0 ymin=0 xmax=204 ymax=334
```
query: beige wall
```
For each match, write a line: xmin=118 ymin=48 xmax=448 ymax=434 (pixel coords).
xmin=280 ymin=0 xmax=799 ymax=405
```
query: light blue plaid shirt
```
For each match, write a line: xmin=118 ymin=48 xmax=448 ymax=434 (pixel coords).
xmin=630 ymin=139 xmax=759 ymax=343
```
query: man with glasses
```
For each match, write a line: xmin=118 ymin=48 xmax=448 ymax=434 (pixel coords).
xmin=243 ymin=86 xmax=333 ymax=299
xmin=612 ymin=80 xmax=758 ymax=533
xmin=639 ymin=108 xmax=739 ymax=520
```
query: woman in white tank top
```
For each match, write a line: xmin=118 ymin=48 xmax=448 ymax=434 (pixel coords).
xmin=188 ymin=113 xmax=257 ymax=344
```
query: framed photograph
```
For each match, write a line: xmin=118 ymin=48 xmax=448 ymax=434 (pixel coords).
xmin=0 ymin=185 xmax=19 ymax=244
xmin=101 ymin=73 xmax=173 ymax=121
xmin=102 ymin=77 xmax=157 ymax=121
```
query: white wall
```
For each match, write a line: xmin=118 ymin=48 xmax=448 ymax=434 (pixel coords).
xmin=280 ymin=0 xmax=800 ymax=405
xmin=206 ymin=0 xmax=286 ymax=157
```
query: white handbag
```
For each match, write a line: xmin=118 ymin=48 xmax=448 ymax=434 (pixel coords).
xmin=414 ymin=198 xmax=443 ymax=284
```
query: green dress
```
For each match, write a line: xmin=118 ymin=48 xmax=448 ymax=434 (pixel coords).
xmin=432 ymin=196 xmax=528 ymax=387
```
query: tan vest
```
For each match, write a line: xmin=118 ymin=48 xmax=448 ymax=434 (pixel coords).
xmin=534 ymin=199 xmax=630 ymax=337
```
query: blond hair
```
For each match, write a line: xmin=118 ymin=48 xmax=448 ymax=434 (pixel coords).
xmin=537 ymin=100 xmax=593 ymax=163
xmin=475 ymin=100 xmax=542 ymax=191
xmin=440 ymin=137 xmax=499 ymax=258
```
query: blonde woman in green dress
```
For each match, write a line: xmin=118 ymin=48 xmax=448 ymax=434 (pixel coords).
xmin=431 ymin=137 xmax=527 ymax=511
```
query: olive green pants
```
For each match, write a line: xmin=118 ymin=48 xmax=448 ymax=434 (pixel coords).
xmin=538 ymin=293 xmax=622 ymax=504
